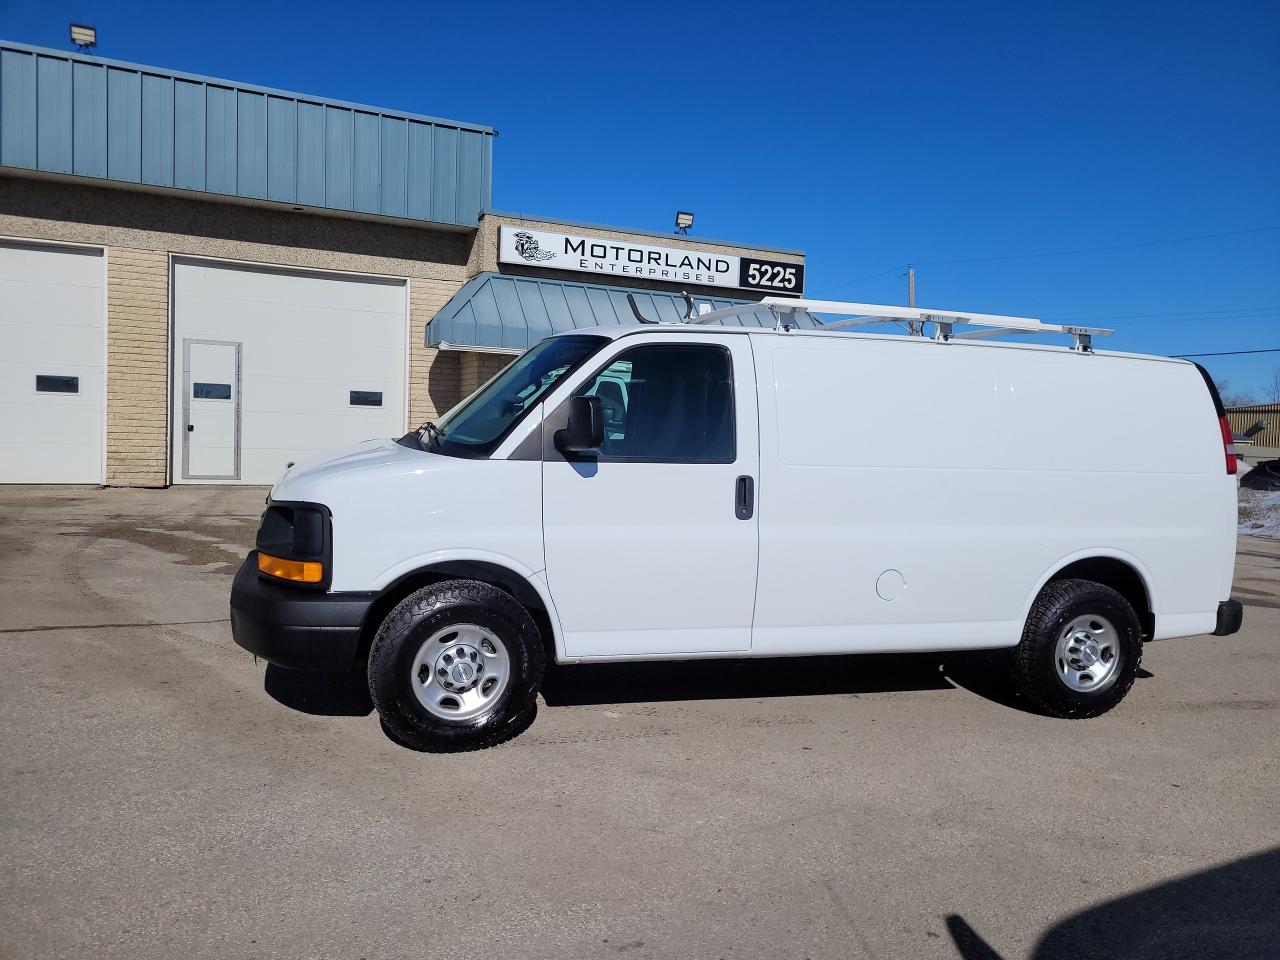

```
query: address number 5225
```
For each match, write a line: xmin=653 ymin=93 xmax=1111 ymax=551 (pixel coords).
xmin=745 ymin=262 xmax=798 ymax=290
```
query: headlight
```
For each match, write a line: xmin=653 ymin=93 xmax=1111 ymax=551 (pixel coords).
xmin=255 ymin=502 xmax=331 ymax=588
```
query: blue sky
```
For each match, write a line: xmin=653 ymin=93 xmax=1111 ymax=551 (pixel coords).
xmin=4 ymin=0 xmax=1278 ymax=397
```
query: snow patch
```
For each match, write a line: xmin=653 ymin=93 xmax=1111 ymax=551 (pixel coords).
xmin=1239 ymin=488 xmax=1280 ymax=539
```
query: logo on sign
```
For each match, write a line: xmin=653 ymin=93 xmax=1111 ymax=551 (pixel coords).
xmin=512 ymin=232 xmax=556 ymax=263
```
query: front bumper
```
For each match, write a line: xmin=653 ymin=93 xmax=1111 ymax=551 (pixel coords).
xmin=1213 ymin=599 xmax=1244 ymax=637
xmin=230 ymin=553 xmax=374 ymax=671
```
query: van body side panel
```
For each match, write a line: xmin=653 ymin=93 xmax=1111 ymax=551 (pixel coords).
xmin=751 ymin=336 xmax=1228 ymax=655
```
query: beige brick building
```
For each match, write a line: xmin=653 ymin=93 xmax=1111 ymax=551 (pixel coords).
xmin=0 ymin=40 xmax=804 ymax=486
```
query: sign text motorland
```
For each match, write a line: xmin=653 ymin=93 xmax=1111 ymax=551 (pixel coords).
xmin=498 ymin=226 xmax=803 ymax=295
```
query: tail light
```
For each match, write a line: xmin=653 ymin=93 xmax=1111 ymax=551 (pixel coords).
xmin=1218 ymin=415 xmax=1238 ymax=475
xmin=1192 ymin=363 xmax=1238 ymax=477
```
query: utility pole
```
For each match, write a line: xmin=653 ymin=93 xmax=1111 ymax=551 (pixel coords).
xmin=905 ymin=265 xmax=917 ymax=335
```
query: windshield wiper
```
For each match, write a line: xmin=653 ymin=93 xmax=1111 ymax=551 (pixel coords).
xmin=419 ymin=421 xmax=443 ymax=449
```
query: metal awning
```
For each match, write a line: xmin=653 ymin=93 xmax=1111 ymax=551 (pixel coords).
xmin=427 ymin=272 xmax=818 ymax=353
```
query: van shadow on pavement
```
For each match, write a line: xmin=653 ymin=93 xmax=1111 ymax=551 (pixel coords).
xmin=946 ymin=846 xmax=1280 ymax=960
xmin=264 ymin=664 xmax=373 ymax=716
xmin=263 ymin=651 xmax=967 ymax=717
xmin=543 ymin=650 xmax=1155 ymax=710
xmin=540 ymin=651 xmax=959 ymax=707
xmin=265 ymin=650 xmax=1148 ymax=716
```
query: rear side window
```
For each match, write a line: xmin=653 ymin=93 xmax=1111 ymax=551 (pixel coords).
xmin=575 ymin=344 xmax=735 ymax=463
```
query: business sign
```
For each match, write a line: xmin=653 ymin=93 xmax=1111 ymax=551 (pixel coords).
xmin=498 ymin=226 xmax=804 ymax=295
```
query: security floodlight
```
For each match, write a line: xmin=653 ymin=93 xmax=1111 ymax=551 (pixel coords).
xmin=70 ymin=24 xmax=97 ymax=50
xmin=675 ymin=211 xmax=694 ymax=234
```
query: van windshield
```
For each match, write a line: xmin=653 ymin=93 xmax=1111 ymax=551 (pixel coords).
xmin=419 ymin=335 xmax=607 ymax=458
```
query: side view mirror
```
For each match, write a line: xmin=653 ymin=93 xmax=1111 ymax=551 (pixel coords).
xmin=554 ymin=395 xmax=605 ymax=455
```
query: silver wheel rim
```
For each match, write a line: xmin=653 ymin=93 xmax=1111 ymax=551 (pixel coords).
xmin=410 ymin=623 xmax=511 ymax=722
xmin=1055 ymin=614 xmax=1121 ymax=694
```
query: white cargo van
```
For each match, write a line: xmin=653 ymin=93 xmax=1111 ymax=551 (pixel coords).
xmin=231 ymin=298 xmax=1242 ymax=751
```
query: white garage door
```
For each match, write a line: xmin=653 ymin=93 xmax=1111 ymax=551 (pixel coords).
xmin=172 ymin=259 xmax=407 ymax=485
xmin=0 ymin=242 xmax=104 ymax=484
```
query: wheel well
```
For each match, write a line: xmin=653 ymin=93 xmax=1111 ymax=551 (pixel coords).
xmin=356 ymin=561 xmax=555 ymax=662
xmin=1047 ymin=557 xmax=1154 ymax=638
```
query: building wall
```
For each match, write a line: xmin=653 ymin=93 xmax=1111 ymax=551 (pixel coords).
xmin=410 ymin=274 xmax=472 ymax=424
xmin=106 ymin=248 xmax=168 ymax=485
xmin=1 ymin=174 xmax=470 ymax=485
xmin=0 ymin=174 xmax=470 ymax=277
xmin=2 ymin=176 xmax=804 ymax=485
xmin=458 ymin=352 xmax=513 ymax=398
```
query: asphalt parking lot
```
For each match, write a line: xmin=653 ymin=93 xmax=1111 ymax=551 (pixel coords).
xmin=1 ymin=486 xmax=1278 ymax=960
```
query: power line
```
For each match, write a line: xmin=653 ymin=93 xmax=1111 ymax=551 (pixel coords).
xmin=819 ymin=224 xmax=1280 ymax=294
xmin=1127 ymin=316 xmax=1279 ymax=327
xmin=1049 ymin=306 xmax=1279 ymax=323
xmin=1173 ymin=348 xmax=1280 ymax=358
xmin=1124 ymin=316 xmax=1279 ymax=328
xmin=823 ymin=264 xmax=908 ymax=293
xmin=918 ymin=225 xmax=1280 ymax=267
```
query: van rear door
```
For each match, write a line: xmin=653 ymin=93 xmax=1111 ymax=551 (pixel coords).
xmin=542 ymin=333 xmax=759 ymax=658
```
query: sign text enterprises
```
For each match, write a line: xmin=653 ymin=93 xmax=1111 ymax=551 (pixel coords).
xmin=498 ymin=226 xmax=803 ymax=295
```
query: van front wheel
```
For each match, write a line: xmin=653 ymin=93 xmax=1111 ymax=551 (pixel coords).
xmin=1010 ymin=579 xmax=1142 ymax=718
xmin=368 ymin=579 xmax=545 ymax=751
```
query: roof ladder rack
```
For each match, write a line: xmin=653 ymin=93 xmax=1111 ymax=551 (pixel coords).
xmin=754 ymin=298 xmax=1112 ymax=353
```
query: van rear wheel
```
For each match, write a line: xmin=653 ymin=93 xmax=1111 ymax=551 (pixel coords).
xmin=368 ymin=579 xmax=545 ymax=751
xmin=1010 ymin=578 xmax=1142 ymax=718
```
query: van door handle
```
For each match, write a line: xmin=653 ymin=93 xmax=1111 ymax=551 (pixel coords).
xmin=187 ymin=424 xmax=194 ymax=432
xmin=735 ymin=475 xmax=754 ymax=520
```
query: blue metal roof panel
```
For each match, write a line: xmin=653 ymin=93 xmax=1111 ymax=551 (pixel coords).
xmin=105 ymin=66 xmax=140 ymax=181
xmin=267 ymin=95 xmax=296 ymax=203
xmin=36 ymin=55 xmax=72 ymax=174
xmin=323 ymin=106 xmax=353 ymax=209
xmin=72 ymin=60 xmax=106 ymax=178
xmin=429 ymin=273 xmax=819 ymax=351
xmin=1 ymin=48 xmax=37 ymax=167
xmin=173 ymin=79 xmax=203 ymax=190
xmin=237 ymin=90 xmax=268 ymax=199
xmin=0 ymin=40 xmax=494 ymax=228
xmin=141 ymin=74 xmax=169 ymax=186
xmin=432 ymin=125 xmax=458 ymax=223
xmin=295 ymin=101 xmax=324 ymax=205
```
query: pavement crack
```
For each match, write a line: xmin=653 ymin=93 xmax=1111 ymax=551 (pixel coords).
xmin=820 ymin=878 xmax=880 ymax=960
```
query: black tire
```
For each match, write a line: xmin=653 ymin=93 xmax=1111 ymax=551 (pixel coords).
xmin=1010 ymin=578 xmax=1142 ymax=718
xmin=368 ymin=579 xmax=545 ymax=752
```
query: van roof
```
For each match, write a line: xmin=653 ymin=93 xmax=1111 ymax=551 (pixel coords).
xmin=548 ymin=321 xmax=1190 ymax=367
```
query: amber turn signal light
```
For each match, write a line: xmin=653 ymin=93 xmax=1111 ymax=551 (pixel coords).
xmin=257 ymin=552 xmax=324 ymax=584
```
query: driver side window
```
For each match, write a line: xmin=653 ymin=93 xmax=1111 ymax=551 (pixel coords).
xmin=575 ymin=343 xmax=735 ymax=463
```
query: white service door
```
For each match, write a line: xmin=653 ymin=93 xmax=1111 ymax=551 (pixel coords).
xmin=172 ymin=259 xmax=407 ymax=484
xmin=183 ymin=340 xmax=240 ymax=480
xmin=542 ymin=335 xmax=759 ymax=658
xmin=0 ymin=242 xmax=104 ymax=483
